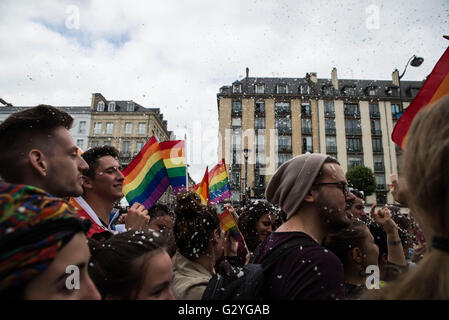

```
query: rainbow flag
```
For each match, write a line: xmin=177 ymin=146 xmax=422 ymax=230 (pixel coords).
xmin=192 ymin=167 xmax=209 ymax=205
xmin=208 ymin=159 xmax=232 ymax=205
xmin=219 ymin=209 xmax=246 ymax=247
xmin=122 ymin=136 xmax=170 ymax=209
xmin=159 ymin=140 xmax=187 ymax=195
xmin=393 ymin=47 xmax=449 ymax=149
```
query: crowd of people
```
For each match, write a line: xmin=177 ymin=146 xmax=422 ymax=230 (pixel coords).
xmin=0 ymin=93 xmax=448 ymax=300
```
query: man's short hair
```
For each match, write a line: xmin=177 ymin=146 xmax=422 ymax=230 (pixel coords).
xmin=81 ymin=145 xmax=120 ymax=178
xmin=0 ymin=105 xmax=73 ymax=181
xmin=148 ymin=203 xmax=175 ymax=220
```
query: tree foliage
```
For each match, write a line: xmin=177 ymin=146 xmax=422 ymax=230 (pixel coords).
xmin=346 ymin=165 xmax=376 ymax=197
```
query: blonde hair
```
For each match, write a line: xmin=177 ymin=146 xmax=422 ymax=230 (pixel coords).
xmin=362 ymin=93 xmax=449 ymax=299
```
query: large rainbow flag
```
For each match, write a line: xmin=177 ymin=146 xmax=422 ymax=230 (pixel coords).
xmin=159 ymin=140 xmax=187 ymax=195
xmin=122 ymin=136 xmax=170 ymax=209
xmin=192 ymin=167 xmax=209 ymax=205
xmin=392 ymin=47 xmax=449 ymax=149
xmin=208 ymin=159 xmax=232 ymax=205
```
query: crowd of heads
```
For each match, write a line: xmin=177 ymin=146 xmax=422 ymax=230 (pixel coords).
xmin=1 ymin=93 xmax=449 ymax=300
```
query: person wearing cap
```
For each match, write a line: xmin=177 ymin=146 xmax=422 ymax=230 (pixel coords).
xmin=254 ymin=153 xmax=354 ymax=299
xmin=0 ymin=105 xmax=89 ymax=198
xmin=0 ymin=181 xmax=101 ymax=299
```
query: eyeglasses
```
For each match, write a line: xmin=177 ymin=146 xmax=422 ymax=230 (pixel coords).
xmin=97 ymin=166 xmax=122 ymax=176
xmin=313 ymin=181 xmax=350 ymax=197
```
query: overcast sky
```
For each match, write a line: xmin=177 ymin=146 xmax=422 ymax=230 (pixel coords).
xmin=1 ymin=0 xmax=448 ymax=181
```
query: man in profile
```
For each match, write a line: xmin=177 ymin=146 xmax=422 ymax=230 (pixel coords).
xmin=0 ymin=105 xmax=88 ymax=198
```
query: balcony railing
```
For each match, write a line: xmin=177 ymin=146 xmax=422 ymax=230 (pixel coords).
xmin=347 ymin=147 xmax=363 ymax=153
xmin=373 ymin=147 xmax=383 ymax=153
xmin=370 ymin=111 xmax=381 ymax=118
xmin=325 ymin=128 xmax=336 ymax=135
xmin=302 ymin=127 xmax=312 ymax=134
xmin=231 ymin=109 xmax=242 ymax=116
xmin=277 ymin=127 xmax=292 ymax=134
xmin=371 ymin=129 xmax=382 ymax=135
xmin=278 ymin=146 xmax=292 ymax=152
xmin=326 ymin=146 xmax=337 ymax=153
xmin=374 ymin=163 xmax=385 ymax=172
xmin=344 ymin=111 xmax=360 ymax=118
xmin=301 ymin=110 xmax=312 ymax=117
xmin=346 ymin=128 xmax=362 ymax=135
xmin=324 ymin=111 xmax=335 ymax=117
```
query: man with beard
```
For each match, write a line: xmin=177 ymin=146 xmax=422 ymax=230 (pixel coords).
xmin=254 ymin=154 xmax=353 ymax=299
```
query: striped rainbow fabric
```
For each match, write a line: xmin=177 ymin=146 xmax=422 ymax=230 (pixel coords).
xmin=218 ymin=209 xmax=245 ymax=244
xmin=122 ymin=136 xmax=170 ymax=209
xmin=159 ymin=140 xmax=187 ymax=195
xmin=208 ymin=159 xmax=232 ymax=205
xmin=393 ymin=47 xmax=449 ymax=149
xmin=192 ymin=166 xmax=209 ymax=205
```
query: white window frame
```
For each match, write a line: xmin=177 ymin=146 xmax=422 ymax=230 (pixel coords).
xmin=125 ymin=122 xmax=132 ymax=134
xmin=127 ymin=102 xmax=135 ymax=112
xmin=93 ymin=122 xmax=102 ymax=134
xmin=138 ymin=123 xmax=146 ymax=134
xmin=97 ymin=101 xmax=104 ymax=111
xmin=106 ymin=122 xmax=113 ymax=134
xmin=108 ymin=101 xmax=116 ymax=112
xmin=78 ymin=121 xmax=86 ymax=134
xmin=255 ymin=84 xmax=265 ymax=94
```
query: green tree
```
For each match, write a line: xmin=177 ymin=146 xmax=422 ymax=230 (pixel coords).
xmin=346 ymin=165 xmax=376 ymax=197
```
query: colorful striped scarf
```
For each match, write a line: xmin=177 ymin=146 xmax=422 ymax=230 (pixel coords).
xmin=0 ymin=182 xmax=90 ymax=293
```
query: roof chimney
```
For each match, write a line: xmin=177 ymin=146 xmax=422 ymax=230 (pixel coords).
xmin=309 ymin=72 xmax=318 ymax=83
xmin=245 ymin=67 xmax=249 ymax=89
xmin=331 ymin=68 xmax=339 ymax=90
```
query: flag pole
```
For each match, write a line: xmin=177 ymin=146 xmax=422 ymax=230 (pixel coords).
xmin=184 ymin=133 xmax=188 ymax=191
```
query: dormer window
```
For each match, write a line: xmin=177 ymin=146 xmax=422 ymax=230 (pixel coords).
xmin=108 ymin=101 xmax=116 ymax=112
xmin=299 ymin=85 xmax=311 ymax=95
xmin=277 ymin=84 xmax=288 ymax=94
xmin=232 ymin=83 xmax=242 ymax=93
xmin=255 ymin=84 xmax=265 ymax=94
xmin=97 ymin=101 xmax=105 ymax=111
xmin=322 ymin=86 xmax=333 ymax=96
xmin=343 ymin=86 xmax=356 ymax=96
xmin=127 ymin=101 xmax=134 ymax=112
xmin=386 ymin=87 xmax=399 ymax=97
xmin=368 ymin=87 xmax=377 ymax=96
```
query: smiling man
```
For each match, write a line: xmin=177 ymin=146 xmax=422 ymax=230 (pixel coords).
xmin=72 ymin=145 xmax=149 ymax=240
xmin=0 ymin=105 xmax=89 ymax=198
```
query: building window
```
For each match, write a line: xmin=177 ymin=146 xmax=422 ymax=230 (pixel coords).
xmin=302 ymin=136 xmax=313 ymax=153
xmin=387 ymin=87 xmax=399 ymax=96
xmin=276 ymin=84 xmax=288 ymax=94
xmin=299 ymin=85 xmax=311 ymax=95
xmin=326 ymin=136 xmax=337 ymax=153
xmin=256 ymin=152 xmax=265 ymax=166
xmin=368 ymin=87 xmax=377 ymax=96
xmin=371 ymin=119 xmax=381 ymax=135
xmin=343 ymin=87 xmax=356 ymax=96
xmin=97 ymin=101 xmax=105 ymax=111
xmin=275 ymin=117 xmax=291 ymax=134
xmin=76 ymin=139 xmax=84 ymax=150
xmin=324 ymin=119 xmax=335 ymax=135
xmin=136 ymin=141 xmax=144 ymax=152
xmin=230 ymin=171 xmax=240 ymax=189
xmin=322 ymin=86 xmax=333 ymax=95
xmin=344 ymin=103 xmax=360 ymax=117
xmin=125 ymin=122 xmax=132 ymax=134
xmin=277 ymin=153 xmax=292 ymax=168
xmin=108 ymin=102 xmax=116 ymax=112
xmin=369 ymin=103 xmax=380 ymax=118
xmin=91 ymin=141 xmax=99 ymax=148
xmin=346 ymin=138 xmax=362 ymax=152
xmin=122 ymin=141 xmax=130 ymax=153
xmin=127 ymin=102 xmax=134 ymax=112
xmin=348 ymin=155 xmax=363 ymax=169
xmin=104 ymin=141 xmax=111 ymax=146
xmin=345 ymin=119 xmax=362 ymax=135
xmin=301 ymin=118 xmax=312 ymax=134
xmin=231 ymin=118 xmax=242 ymax=128
xmin=106 ymin=122 xmax=113 ymax=134
xmin=254 ymin=117 xmax=264 ymax=129
xmin=78 ymin=121 xmax=86 ymax=134
xmin=256 ymin=130 xmax=265 ymax=151
xmin=232 ymin=101 xmax=242 ymax=115
xmin=232 ymin=83 xmax=242 ymax=93
xmin=374 ymin=155 xmax=385 ymax=172
xmin=255 ymin=84 xmax=265 ymax=94
xmin=275 ymin=102 xmax=290 ymax=114
xmin=301 ymin=102 xmax=311 ymax=116
xmin=372 ymin=137 xmax=383 ymax=153
xmin=278 ymin=135 xmax=291 ymax=152
xmin=324 ymin=101 xmax=335 ymax=117
xmin=93 ymin=122 xmax=102 ymax=134
xmin=138 ymin=123 xmax=146 ymax=134
xmin=255 ymin=100 xmax=265 ymax=113
xmin=375 ymin=174 xmax=386 ymax=190
xmin=391 ymin=104 xmax=402 ymax=120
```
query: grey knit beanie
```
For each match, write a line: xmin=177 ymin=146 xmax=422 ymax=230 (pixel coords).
xmin=265 ymin=153 xmax=329 ymax=220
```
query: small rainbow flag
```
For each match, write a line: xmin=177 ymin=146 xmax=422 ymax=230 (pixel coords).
xmin=208 ymin=159 xmax=232 ymax=205
xmin=159 ymin=140 xmax=186 ymax=195
xmin=122 ymin=136 xmax=170 ymax=209
xmin=192 ymin=166 xmax=209 ymax=205
xmin=219 ymin=209 xmax=246 ymax=248
xmin=393 ymin=47 xmax=449 ymax=149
